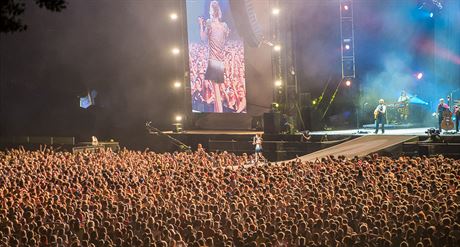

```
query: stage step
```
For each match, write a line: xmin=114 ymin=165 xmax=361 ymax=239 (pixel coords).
xmin=297 ymin=135 xmax=417 ymax=161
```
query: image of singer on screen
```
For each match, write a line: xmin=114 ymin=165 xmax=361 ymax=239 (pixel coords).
xmin=199 ymin=1 xmax=228 ymax=112
xmin=188 ymin=0 xmax=247 ymax=113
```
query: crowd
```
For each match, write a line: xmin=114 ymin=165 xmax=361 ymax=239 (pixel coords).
xmin=0 ymin=146 xmax=459 ymax=246
xmin=189 ymin=41 xmax=246 ymax=113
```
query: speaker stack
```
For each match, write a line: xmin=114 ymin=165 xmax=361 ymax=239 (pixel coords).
xmin=263 ymin=112 xmax=281 ymax=134
xmin=229 ymin=0 xmax=264 ymax=47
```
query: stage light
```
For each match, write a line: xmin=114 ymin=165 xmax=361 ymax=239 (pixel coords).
xmin=274 ymin=80 xmax=282 ymax=87
xmin=272 ymin=8 xmax=280 ymax=16
xmin=345 ymin=79 xmax=352 ymax=86
xmin=170 ymin=12 xmax=178 ymax=20
xmin=171 ymin=47 xmax=180 ymax=55
xmin=175 ymin=115 xmax=183 ymax=122
xmin=418 ymin=1 xmax=442 ymax=18
xmin=271 ymin=102 xmax=280 ymax=112
xmin=344 ymin=5 xmax=349 ymax=11
xmin=345 ymin=44 xmax=350 ymax=50
xmin=273 ymin=45 xmax=281 ymax=52
xmin=417 ymin=72 xmax=423 ymax=80
xmin=173 ymin=81 xmax=181 ymax=88
xmin=425 ymin=128 xmax=441 ymax=142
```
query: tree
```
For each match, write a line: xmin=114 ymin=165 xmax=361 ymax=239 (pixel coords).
xmin=0 ymin=0 xmax=66 ymax=33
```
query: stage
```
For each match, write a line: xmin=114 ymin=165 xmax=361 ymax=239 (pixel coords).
xmin=165 ymin=127 xmax=460 ymax=138
xmin=309 ymin=127 xmax=458 ymax=136
xmin=162 ymin=127 xmax=460 ymax=161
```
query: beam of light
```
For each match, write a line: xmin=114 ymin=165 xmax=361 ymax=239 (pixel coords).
xmin=407 ymin=94 xmax=429 ymax=105
xmin=435 ymin=48 xmax=460 ymax=65
xmin=419 ymin=39 xmax=460 ymax=65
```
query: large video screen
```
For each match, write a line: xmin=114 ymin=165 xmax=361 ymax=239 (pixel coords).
xmin=186 ymin=0 xmax=247 ymax=113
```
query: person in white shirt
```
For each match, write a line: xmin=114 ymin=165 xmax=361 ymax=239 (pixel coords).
xmin=374 ymin=99 xmax=386 ymax=134
xmin=252 ymin=133 xmax=264 ymax=163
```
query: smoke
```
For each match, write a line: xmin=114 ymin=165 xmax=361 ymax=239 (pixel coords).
xmin=362 ymin=52 xmax=415 ymax=103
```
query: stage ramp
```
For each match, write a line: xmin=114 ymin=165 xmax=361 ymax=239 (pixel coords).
xmin=297 ymin=135 xmax=417 ymax=161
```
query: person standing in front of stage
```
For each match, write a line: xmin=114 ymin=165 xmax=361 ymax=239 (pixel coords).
xmin=196 ymin=143 xmax=205 ymax=155
xmin=374 ymin=99 xmax=386 ymax=134
xmin=252 ymin=133 xmax=264 ymax=163
xmin=437 ymin=98 xmax=450 ymax=132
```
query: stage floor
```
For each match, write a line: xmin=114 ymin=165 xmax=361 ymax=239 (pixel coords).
xmin=311 ymin=127 xmax=434 ymax=136
xmin=311 ymin=127 xmax=460 ymax=136
xmin=166 ymin=128 xmax=459 ymax=137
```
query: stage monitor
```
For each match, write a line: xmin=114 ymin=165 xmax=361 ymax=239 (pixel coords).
xmin=186 ymin=0 xmax=247 ymax=113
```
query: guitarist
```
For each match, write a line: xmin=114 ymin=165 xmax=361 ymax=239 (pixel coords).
xmin=437 ymin=98 xmax=450 ymax=132
xmin=374 ymin=99 xmax=387 ymax=134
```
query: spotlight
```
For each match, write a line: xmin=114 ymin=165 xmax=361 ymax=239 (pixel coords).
xmin=273 ymin=45 xmax=281 ymax=51
xmin=345 ymin=79 xmax=352 ymax=86
xmin=344 ymin=5 xmax=349 ymax=11
xmin=418 ymin=0 xmax=442 ymax=18
xmin=433 ymin=0 xmax=443 ymax=9
xmin=170 ymin=12 xmax=178 ymax=20
xmin=175 ymin=115 xmax=183 ymax=122
xmin=271 ymin=102 xmax=280 ymax=112
xmin=171 ymin=47 xmax=180 ymax=55
xmin=272 ymin=8 xmax=280 ymax=16
xmin=173 ymin=81 xmax=181 ymax=88
xmin=343 ymin=38 xmax=352 ymax=50
xmin=416 ymin=72 xmax=423 ymax=80
xmin=274 ymin=80 xmax=282 ymax=87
